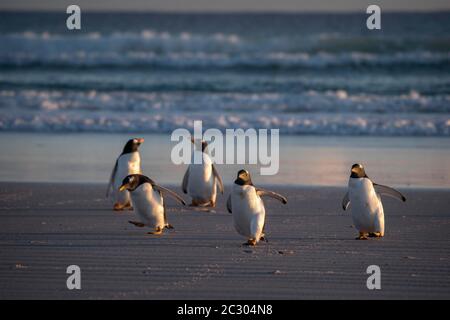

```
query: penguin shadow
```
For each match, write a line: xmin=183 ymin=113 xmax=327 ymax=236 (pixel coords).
xmin=179 ymin=206 xmax=217 ymax=214
xmin=264 ymin=235 xmax=359 ymax=242
xmin=112 ymin=208 xmax=134 ymax=213
xmin=237 ymin=242 xmax=295 ymax=258
xmin=28 ymin=207 xmax=119 ymax=212
xmin=189 ymin=207 xmax=217 ymax=214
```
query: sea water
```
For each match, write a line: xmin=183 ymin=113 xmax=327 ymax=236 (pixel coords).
xmin=0 ymin=12 xmax=449 ymax=135
xmin=0 ymin=12 xmax=449 ymax=187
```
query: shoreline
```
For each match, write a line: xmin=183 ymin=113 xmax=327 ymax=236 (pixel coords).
xmin=1 ymin=133 xmax=450 ymax=188
xmin=2 ymin=181 xmax=450 ymax=191
xmin=0 ymin=182 xmax=449 ymax=299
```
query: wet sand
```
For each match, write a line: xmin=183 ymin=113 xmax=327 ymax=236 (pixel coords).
xmin=0 ymin=183 xmax=449 ymax=299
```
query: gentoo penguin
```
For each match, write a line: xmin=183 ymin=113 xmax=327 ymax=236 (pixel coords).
xmin=227 ymin=169 xmax=287 ymax=246
xmin=342 ymin=163 xmax=406 ymax=240
xmin=106 ymin=138 xmax=144 ymax=211
xmin=119 ymin=174 xmax=186 ymax=235
xmin=182 ymin=138 xmax=224 ymax=207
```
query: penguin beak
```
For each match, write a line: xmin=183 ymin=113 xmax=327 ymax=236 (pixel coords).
xmin=351 ymin=167 xmax=358 ymax=174
xmin=119 ymin=184 xmax=129 ymax=192
xmin=136 ymin=138 xmax=144 ymax=145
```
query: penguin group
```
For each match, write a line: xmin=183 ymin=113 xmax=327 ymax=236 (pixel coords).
xmin=107 ymin=137 xmax=406 ymax=245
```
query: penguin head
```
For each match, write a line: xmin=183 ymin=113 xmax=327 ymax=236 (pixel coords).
xmin=119 ymin=174 xmax=141 ymax=192
xmin=122 ymin=138 xmax=144 ymax=154
xmin=235 ymin=169 xmax=253 ymax=186
xmin=350 ymin=163 xmax=368 ymax=178
xmin=191 ymin=137 xmax=208 ymax=152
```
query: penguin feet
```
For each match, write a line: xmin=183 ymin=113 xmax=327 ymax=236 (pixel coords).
xmin=190 ymin=199 xmax=213 ymax=207
xmin=123 ymin=202 xmax=133 ymax=211
xmin=369 ymin=232 xmax=383 ymax=238
xmin=243 ymin=239 xmax=257 ymax=246
xmin=147 ymin=227 xmax=163 ymax=235
xmin=165 ymin=224 xmax=174 ymax=230
xmin=113 ymin=202 xmax=125 ymax=211
xmin=260 ymin=235 xmax=269 ymax=243
xmin=128 ymin=221 xmax=145 ymax=228
xmin=356 ymin=232 xmax=368 ymax=240
xmin=113 ymin=202 xmax=133 ymax=211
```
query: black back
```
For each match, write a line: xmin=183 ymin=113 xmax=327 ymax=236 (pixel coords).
xmin=121 ymin=174 xmax=155 ymax=191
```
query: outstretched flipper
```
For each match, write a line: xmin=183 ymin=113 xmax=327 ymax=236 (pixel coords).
xmin=181 ymin=167 xmax=189 ymax=194
xmin=226 ymin=195 xmax=232 ymax=213
xmin=256 ymin=188 xmax=287 ymax=204
xmin=153 ymin=184 xmax=186 ymax=206
xmin=373 ymin=183 xmax=406 ymax=202
xmin=212 ymin=164 xmax=224 ymax=194
xmin=128 ymin=220 xmax=145 ymax=227
xmin=106 ymin=159 xmax=118 ymax=198
xmin=342 ymin=192 xmax=350 ymax=210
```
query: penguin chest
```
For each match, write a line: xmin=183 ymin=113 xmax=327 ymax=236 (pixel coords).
xmin=349 ymin=178 xmax=382 ymax=231
xmin=231 ymin=185 xmax=265 ymax=237
xmin=187 ymin=159 xmax=214 ymax=199
xmin=115 ymin=153 xmax=141 ymax=183
xmin=131 ymin=184 xmax=165 ymax=227
xmin=126 ymin=152 xmax=141 ymax=174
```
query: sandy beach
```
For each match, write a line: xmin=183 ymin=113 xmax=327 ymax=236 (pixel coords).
xmin=0 ymin=182 xmax=448 ymax=299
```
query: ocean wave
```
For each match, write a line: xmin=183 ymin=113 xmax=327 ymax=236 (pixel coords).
xmin=1 ymin=28 xmax=449 ymax=71
xmin=1 ymin=111 xmax=449 ymax=136
xmin=7 ymin=30 xmax=242 ymax=44
xmin=1 ymin=90 xmax=449 ymax=136
xmin=4 ymin=30 xmax=450 ymax=52
xmin=0 ymin=50 xmax=448 ymax=70
xmin=1 ymin=90 xmax=449 ymax=114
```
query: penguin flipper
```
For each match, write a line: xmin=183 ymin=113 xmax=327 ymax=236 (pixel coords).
xmin=373 ymin=183 xmax=406 ymax=202
xmin=342 ymin=192 xmax=350 ymax=210
xmin=256 ymin=188 xmax=287 ymax=204
xmin=153 ymin=184 xmax=186 ymax=206
xmin=162 ymin=195 xmax=168 ymax=225
xmin=182 ymin=167 xmax=189 ymax=194
xmin=106 ymin=159 xmax=118 ymax=198
xmin=212 ymin=164 xmax=224 ymax=194
xmin=128 ymin=220 xmax=145 ymax=228
xmin=226 ymin=195 xmax=232 ymax=214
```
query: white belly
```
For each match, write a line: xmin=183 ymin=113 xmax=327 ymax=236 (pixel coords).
xmin=187 ymin=152 xmax=215 ymax=201
xmin=349 ymin=178 xmax=384 ymax=234
xmin=130 ymin=183 xmax=165 ymax=229
xmin=112 ymin=152 xmax=141 ymax=203
xmin=231 ymin=184 xmax=265 ymax=240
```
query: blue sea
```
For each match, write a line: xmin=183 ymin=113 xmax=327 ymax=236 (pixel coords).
xmin=0 ymin=12 xmax=449 ymax=136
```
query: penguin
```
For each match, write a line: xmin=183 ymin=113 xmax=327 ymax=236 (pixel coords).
xmin=226 ymin=169 xmax=287 ymax=246
xmin=119 ymin=174 xmax=186 ymax=235
xmin=182 ymin=138 xmax=224 ymax=207
xmin=342 ymin=163 xmax=406 ymax=240
xmin=106 ymin=138 xmax=144 ymax=211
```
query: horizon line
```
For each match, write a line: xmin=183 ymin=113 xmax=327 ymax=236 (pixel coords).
xmin=1 ymin=9 xmax=450 ymax=14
